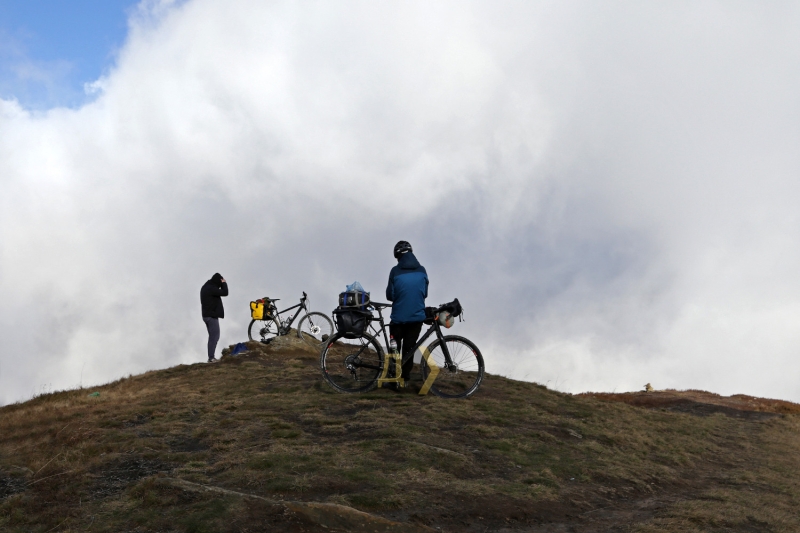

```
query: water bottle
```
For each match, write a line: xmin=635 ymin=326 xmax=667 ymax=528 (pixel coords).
xmin=389 ymin=335 xmax=398 ymax=354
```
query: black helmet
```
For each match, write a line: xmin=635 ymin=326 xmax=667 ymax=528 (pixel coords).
xmin=393 ymin=240 xmax=412 ymax=258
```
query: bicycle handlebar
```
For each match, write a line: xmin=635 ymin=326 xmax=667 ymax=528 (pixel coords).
xmin=368 ymin=301 xmax=455 ymax=313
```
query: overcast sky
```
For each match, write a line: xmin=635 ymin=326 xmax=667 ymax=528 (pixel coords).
xmin=2 ymin=0 xmax=800 ymax=405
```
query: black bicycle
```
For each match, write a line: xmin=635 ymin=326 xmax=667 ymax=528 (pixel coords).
xmin=320 ymin=300 xmax=485 ymax=398
xmin=248 ymin=292 xmax=334 ymax=347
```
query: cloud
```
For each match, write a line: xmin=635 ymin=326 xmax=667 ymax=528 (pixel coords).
xmin=2 ymin=0 xmax=800 ymax=405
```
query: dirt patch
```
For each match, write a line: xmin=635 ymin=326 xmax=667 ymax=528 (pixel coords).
xmin=222 ymin=344 xmax=319 ymax=370
xmin=222 ymin=336 xmax=320 ymax=359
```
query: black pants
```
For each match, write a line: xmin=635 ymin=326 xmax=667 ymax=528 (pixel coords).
xmin=389 ymin=322 xmax=422 ymax=381
xmin=203 ymin=317 xmax=220 ymax=360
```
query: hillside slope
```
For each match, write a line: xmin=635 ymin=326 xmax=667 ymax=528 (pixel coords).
xmin=2 ymin=338 xmax=799 ymax=532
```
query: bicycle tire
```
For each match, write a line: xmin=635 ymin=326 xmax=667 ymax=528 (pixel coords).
xmin=420 ymin=335 xmax=485 ymax=399
xmin=248 ymin=318 xmax=280 ymax=343
xmin=320 ymin=331 xmax=384 ymax=393
xmin=296 ymin=311 xmax=334 ymax=348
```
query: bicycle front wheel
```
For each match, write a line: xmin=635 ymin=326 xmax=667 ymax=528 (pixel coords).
xmin=248 ymin=318 xmax=280 ymax=343
xmin=296 ymin=312 xmax=334 ymax=347
xmin=320 ymin=332 xmax=384 ymax=393
xmin=420 ymin=335 xmax=485 ymax=399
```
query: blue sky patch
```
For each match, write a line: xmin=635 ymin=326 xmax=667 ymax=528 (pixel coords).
xmin=0 ymin=0 xmax=137 ymax=109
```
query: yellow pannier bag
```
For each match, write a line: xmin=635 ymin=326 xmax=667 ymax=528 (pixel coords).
xmin=250 ymin=300 xmax=265 ymax=320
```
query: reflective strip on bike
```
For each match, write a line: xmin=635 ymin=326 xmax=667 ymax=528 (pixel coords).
xmin=377 ymin=352 xmax=404 ymax=388
xmin=418 ymin=347 xmax=440 ymax=396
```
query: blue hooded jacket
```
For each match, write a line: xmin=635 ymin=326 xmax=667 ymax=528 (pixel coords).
xmin=386 ymin=252 xmax=428 ymax=323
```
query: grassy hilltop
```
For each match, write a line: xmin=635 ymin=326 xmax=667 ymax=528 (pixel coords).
xmin=2 ymin=336 xmax=800 ymax=532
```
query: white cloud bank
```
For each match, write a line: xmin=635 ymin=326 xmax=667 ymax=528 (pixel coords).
xmin=2 ymin=0 xmax=800 ymax=404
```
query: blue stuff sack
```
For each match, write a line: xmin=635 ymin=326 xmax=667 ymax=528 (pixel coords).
xmin=231 ymin=342 xmax=248 ymax=356
xmin=346 ymin=281 xmax=365 ymax=292
xmin=339 ymin=290 xmax=370 ymax=310
xmin=339 ymin=281 xmax=370 ymax=310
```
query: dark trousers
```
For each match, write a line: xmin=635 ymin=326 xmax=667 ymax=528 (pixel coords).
xmin=203 ymin=317 xmax=220 ymax=360
xmin=389 ymin=322 xmax=422 ymax=381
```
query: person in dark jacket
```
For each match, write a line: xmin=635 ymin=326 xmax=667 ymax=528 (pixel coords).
xmin=200 ymin=273 xmax=228 ymax=363
xmin=386 ymin=241 xmax=428 ymax=387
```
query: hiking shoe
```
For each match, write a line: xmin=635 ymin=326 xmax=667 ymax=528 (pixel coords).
xmin=401 ymin=380 xmax=418 ymax=393
xmin=208 ymin=357 xmax=218 ymax=363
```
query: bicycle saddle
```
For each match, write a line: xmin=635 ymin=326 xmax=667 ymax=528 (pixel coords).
xmin=371 ymin=301 xmax=392 ymax=309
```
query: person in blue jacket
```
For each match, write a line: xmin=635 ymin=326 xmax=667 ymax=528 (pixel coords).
xmin=386 ymin=241 xmax=429 ymax=387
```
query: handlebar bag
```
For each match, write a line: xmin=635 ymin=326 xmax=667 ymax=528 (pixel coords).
xmin=441 ymin=298 xmax=462 ymax=317
xmin=333 ymin=308 xmax=372 ymax=338
xmin=436 ymin=311 xmax=455 ymax=328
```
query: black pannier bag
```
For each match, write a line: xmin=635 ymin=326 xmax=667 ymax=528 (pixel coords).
xmin=333 ymin=308 xmax=372 ymax=338
xmin=338 ymin=290 xmax=371 ymax=310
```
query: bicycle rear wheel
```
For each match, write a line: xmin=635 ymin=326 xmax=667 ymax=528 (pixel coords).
xmin=296 ymin=311 xmax=334 ymax=347
xmin=248 ymin=318 xmax=280 ymax=343
xmin=320 ymin=332 xmax=384 ymax=393
xmin=420 ymin=335 xmax=485 ymax=398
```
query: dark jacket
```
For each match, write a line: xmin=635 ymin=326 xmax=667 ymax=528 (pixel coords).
xmin=201 ymin=273 xmax=228 ymax=318
xmin=386 ymin=252 xmax=428 ymax=323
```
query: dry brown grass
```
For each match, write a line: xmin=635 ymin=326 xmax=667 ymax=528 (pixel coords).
xmin=1 ymin=338 xmax=799 ymax=532
xmin=583 ymin=388 xmax=800 ymax=415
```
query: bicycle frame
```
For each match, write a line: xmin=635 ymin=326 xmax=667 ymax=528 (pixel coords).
xmin=254 ymin=293 xmax=308 ymax=332
xmin=273 ymin=299 xmax=307 ymax=333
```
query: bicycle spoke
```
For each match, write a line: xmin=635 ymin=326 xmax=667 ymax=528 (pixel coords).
xmin=248 ymin=318 xmax=280 ymax=343
xmin=297 ymin=312 xmax=334 ymax=347
xmin=320 ymin=333 xmax=383 ymax=393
